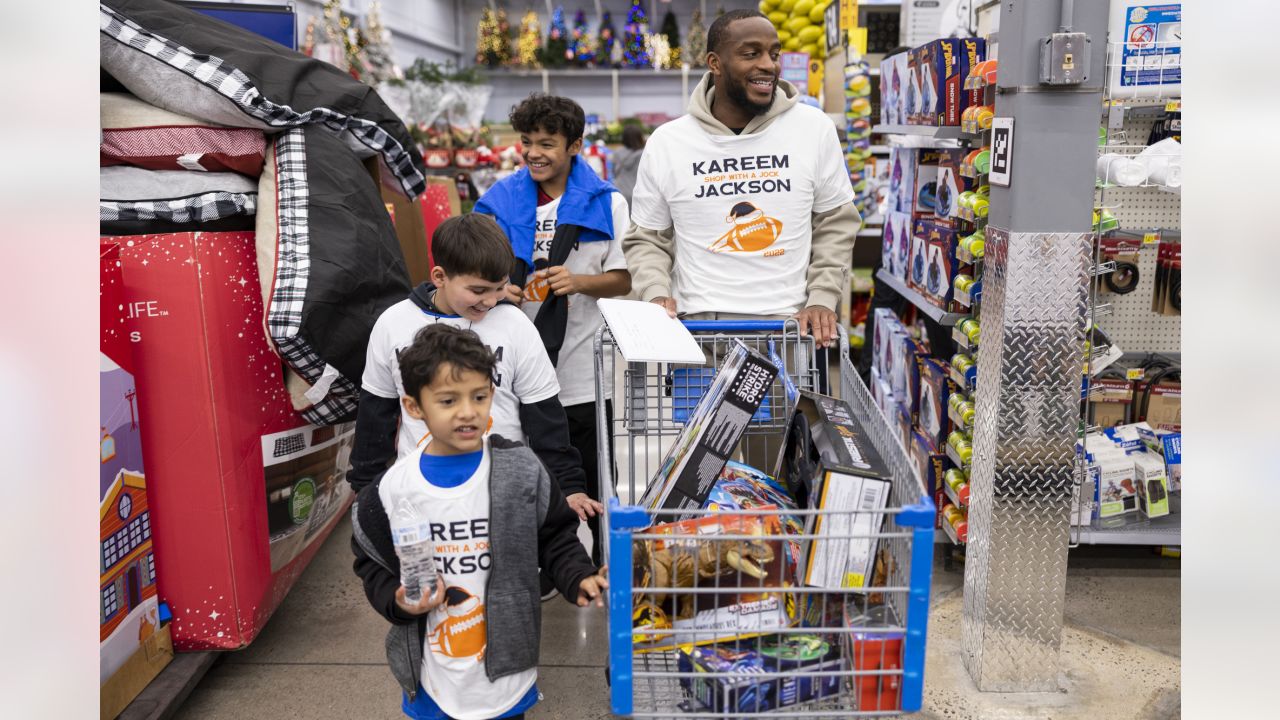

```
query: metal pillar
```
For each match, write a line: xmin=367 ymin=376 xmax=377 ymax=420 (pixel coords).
xmin=959 ymin=0 xmax=1109 ymax=692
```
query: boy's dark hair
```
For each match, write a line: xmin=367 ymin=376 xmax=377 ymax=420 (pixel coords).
xmin=707 ymin=9 xmax=767 ymax=56
xmin=509 ymin=93 xmax=585 ymax=145
xmin=431 ymin=213 xmax=514 ymax=282
xmin=399 ymin=323 xmax=497 ymax=400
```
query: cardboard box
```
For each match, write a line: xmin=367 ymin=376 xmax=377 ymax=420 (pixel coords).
xmin=1089 ymin=376 xmax=1133 ymax=428
xmin=880 ymin=56 xmax=899 ymax=125
xmin=906 ymin=46 xmax=925 ymax=124
xmin=872 ymin=308 xmax=902 ymax=377
xmin=678 ymin=635 xmax=842 ymax=714
xmin=1139 ymin=426 xmax=1182 ymax=491
xmin=101 ymin=242 xmax=165 ymax=700
xmin=910 ymin=430 xmax=946 ymax=493
xmin=886 ymin=148 xmax=915 ymax=216
xmin=934 ymin=149 xmax=973 ymax=226
xmin=919 ymin=38 xmax=986 ymax=126
xmin=783 ymin=393 xmax=893 ymax=591
xmin=888 ymin=52 xmax=911 ymax=126
xmin=889 ymin=328 xmax=921 ymax=415
xmin=911 ymin=150 xmax=943 ymax=217
xmin=1144 ymin=382 xmax=1181 ymax=431
xmin=883 ymin=211 xmax=913 ymax=280
xmin=895 ymin=401 xmax=914 ymax=450
xmin=1133 ymin=453 xmax=1171 ymax=518
xmin=641 ymin=341 xmax=778 ymax=515
xmin=100 ymin=621 xmax=174 ymax=720
xmin=913 ymin=220 xmax=960 ymax=310
xmin=1095 ymin=453 xmax=1138 ymax=518
xmin=917 ymin=358 xmax=954 ymax=449
xmin=117 ymin=232 xmax=355 ymax=650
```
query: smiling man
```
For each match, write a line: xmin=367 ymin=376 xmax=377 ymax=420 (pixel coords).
xmin=623 ymin=9 xmax=861 ymax=347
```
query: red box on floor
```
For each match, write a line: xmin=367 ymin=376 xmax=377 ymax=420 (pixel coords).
xmin=116 ymin=232 xmax=355 ymax=651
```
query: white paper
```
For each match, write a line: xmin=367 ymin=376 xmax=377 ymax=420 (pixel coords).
xmin=597 ymin=299 xmax=705 ymax=364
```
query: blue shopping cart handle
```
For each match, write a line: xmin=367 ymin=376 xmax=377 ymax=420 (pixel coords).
xmin=681 ymin=319 xmax=791 ymax=332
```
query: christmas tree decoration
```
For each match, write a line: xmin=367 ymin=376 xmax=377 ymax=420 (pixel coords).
xmin=362 ymin=1 xmax=400 ymax=83
xmin=516 ymin=10 xmax=543 ymax=68
xmin=302 ymin=17 xmax=316 ymax=56
xmin=539 ymin=6 xmax=571 ymax=68
xmin=475 ymin=6 xmax=513 ymax=68
xmin=684 ymin=10 xmax=707 ymax=68
xmin=622 ymin=0 xmax=651 ymax=68
xmin=320 ymin=0 xmax=367 ymax=78
xmin=659 ymin=10 xmax=682 ymax=68
xmin=598 ymin=11 xmax=618 ymax=67
xmin=570 ymin=9 xmax=594 ymax=67
xmin=648 ymin=33 xmax=671 ymax=71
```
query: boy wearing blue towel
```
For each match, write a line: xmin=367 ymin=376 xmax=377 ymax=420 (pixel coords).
xmin=475 ymin=94 xmax=631 ymax=567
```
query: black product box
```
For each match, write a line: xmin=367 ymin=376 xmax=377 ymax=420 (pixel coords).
xmin=775 ymin=392 xmax=894 ymax=591
xmin=641 ymin=340 xmax=778 ymax=516
xmin=678 ymin=635 xmax=842 ymax=715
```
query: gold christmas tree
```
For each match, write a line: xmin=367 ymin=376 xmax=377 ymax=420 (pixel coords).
xmin=516 ymin=10 xmax=543 ymax=68
xmin=476 ymin=6 xmax=512 ymax=67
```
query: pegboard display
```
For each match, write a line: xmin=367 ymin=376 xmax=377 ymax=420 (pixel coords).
xmin=1095 ymin=109 xmax=1181 ymax=353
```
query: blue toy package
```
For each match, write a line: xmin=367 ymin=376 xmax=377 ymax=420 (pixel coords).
xmin=677 ymin=635 xmax=843 ymax=715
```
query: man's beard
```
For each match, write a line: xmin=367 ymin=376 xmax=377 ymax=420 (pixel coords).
xmin=723 ymin=67 xmax=776 ymax=117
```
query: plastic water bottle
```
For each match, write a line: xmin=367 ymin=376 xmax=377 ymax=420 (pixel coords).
xmin=390 ymin=497 xmax=438 ymax=604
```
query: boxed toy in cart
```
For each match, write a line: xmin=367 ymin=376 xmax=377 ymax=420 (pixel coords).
xmin=705 ymin=461 xmax=804 ymax=583
xmin=677 ymin=634 xmax=843 ymax=715
xmin=639 ymin=340 xmax=779 ymax=516
xmin=631 ymin=512 xmax=794 ymax=653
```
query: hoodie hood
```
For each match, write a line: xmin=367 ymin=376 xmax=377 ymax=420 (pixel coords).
xmin=688 ymin=71 xmax=800 ymax=136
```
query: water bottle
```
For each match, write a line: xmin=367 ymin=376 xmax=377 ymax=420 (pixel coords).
xmin=390 ymin=497 xmax=438 ymax=604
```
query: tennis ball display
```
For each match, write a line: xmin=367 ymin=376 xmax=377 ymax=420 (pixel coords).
xmin=798 ymin=25 xmax=823 ymax=45
xmin=958 ymin=191 xmax=976 ymax=210
xmin=794 ymin=0 xmax=816 ymax=16
xmin=971 ymin=195 xmax=990 ymax=217
xmin=957 ymin=444 xmax=974 ymax=464
xmin=769 ymin=11 xmax=789 ymax=26
xmin=810 ymin=3 xmax=827 ymax=23
xmin=968 ymin=238 xmax=985 ymax=257
xmin=787 ymin=16 xmax=811 ymax=34
xmin=780 ymin=0 xmax=798 ymax=13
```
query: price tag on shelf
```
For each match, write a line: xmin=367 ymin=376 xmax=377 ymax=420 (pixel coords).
xmin=1164 ymin=99 xmax=1181 ymax=112
xmin=1142 ymin=232 xmax=1159 ymax=245
xmin=1126 ymin=368 xmax=1146 ymax=381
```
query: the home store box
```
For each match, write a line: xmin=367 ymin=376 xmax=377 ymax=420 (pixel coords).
xmin=101 ymin=242 xmax=170 ymax=713
xmin=116 ymin=232 xmax=355 ymax=650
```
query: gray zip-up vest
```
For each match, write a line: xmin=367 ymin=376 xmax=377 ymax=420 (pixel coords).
xmin=352 ymin=441 xmax=552 ymax=701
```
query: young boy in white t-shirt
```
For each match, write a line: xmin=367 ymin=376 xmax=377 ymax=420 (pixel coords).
xmin=351 ymin=323 xmax=607 ymax=720
xmin=474 ymin=94 xmax=631 ymax=565
xmin=350 ymin=215 xmax=599 ymax=547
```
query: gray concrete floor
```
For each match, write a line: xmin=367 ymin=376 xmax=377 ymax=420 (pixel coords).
xmin=173 ymin=518 xmax=1179 ymax=720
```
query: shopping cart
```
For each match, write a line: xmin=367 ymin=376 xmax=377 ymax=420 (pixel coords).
xmin=593 ymin=320 xmax=935 ymax=718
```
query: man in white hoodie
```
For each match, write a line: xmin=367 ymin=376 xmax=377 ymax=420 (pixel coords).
xmin=624 ymin=9 xmax=862 ymax=348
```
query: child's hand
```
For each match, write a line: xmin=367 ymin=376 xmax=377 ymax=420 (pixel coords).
xmin=576 ymin=566 xmax=609 ymax=608
xmin=395 ymin=581 xmax=446 ymax=616
xmin=504 ymin=283 xmax=524 ymax=306
xmin=542 ymin=266 xmax=579 ymax=296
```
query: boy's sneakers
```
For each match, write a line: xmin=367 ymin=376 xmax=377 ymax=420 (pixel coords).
xmin=540 ymin=572 xmax=558 ymax=602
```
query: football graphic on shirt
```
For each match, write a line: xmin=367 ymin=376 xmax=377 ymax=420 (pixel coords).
xmin=708 ymin=202 xmax=784 ymax=253
xmin=430 ymin=586 xmax=487 ymax=660
xmin=523 ymin=258 xmax=551 ymax=303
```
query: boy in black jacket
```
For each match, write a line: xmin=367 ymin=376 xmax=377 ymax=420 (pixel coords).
xmin=352 ymin=323 xmax=606 ymax=720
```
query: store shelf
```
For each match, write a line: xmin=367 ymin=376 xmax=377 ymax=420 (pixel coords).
xmin=949 ymin=363 xmax=976 ymax=392
xmin=942 ymin=477 xmax=967 ymax=509
xmin=948 ymin=400 xmax=974 ymax=431
xmin=940 ymin=515 xmax=966 ymax=545
xmin=871 ymin=124 xmax=977 ymax=141
xmin=1075 ymin=508 xmax=1181 ymax=546
xmin=875 ymin=269 xmax=967 ymax=326
xmin=486 ymin=67 xmax=693 ymax=78
xmin=945 ymin=442 xmax=971 ymax=470
xmin=952 ymin=326 xmax=978 ymax=353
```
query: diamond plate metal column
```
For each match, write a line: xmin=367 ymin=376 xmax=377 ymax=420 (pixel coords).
xmin=959 ymin=0 xmax=1109 ymax=691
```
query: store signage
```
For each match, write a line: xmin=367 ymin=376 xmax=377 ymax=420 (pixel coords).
xmin=779 ymin=52 xmax=810 ymax=87
xmin=989 ymin=117 xmax=1014 ymax=186
xmin=826 ymin=1 xmax=843 ymax=51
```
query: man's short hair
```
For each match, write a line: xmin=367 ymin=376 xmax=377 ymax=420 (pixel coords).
xmin=431 ymin=213 xmax=514 ymax=282
xmin=398 ymin=323 xmax=497 ymax=400
xmin=707 ymin=9 xmax=768 ymax=56
xmin=509 ymin=93 xmax=585 ymax=144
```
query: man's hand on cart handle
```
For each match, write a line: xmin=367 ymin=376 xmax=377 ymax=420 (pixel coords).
xmin=394 ymin=581 xmax=446 ymax=616
xmin=794 ymin=306 xmax=839 ymax=348
xmin=576 ymin=566 xmax=609 ymax=608
xmin=566 ymin=492 xmax=605 ymax=521
xmin=651 ymin=296 xmax=678 ymax=318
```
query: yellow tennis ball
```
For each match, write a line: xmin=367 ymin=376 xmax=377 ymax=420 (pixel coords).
xmin=768 ymin=11 xmax=788 ymax=26
xmin=777 ymin=29 xmax=793 ymax=43
xmin=794 ymin=0 xmax=816 ymax=17
xmin=784 ymin=36 xmax=802 ymax=51
xmin=798 ymin=25 xmax=823 ymax=44
xmin=810 ymin=4 xmax=827 ymax=23
xmin=779 ymin=0 xmax=798 ymax=12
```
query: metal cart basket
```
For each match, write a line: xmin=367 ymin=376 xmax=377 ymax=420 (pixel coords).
xmin=594 ymin=320 xmax=934 ymax=718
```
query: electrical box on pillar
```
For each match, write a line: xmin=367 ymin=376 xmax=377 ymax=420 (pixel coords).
xmin=1040 ymin=0 xmax=1092 ymax=85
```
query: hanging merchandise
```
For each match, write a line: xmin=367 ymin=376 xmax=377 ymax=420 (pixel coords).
xmin=684 ymin=9 xmax=707 ymax=67
xmin=622 ymin=0 xmax=652 ymax=68
xmin=659 ymin=10 xmax=682 ymax=68
xmin=598 ymin=11 xmax=619 ymax=68
xmin=540 ymin=6 xmax=571 ymax=68
xmin=475 ymin=6 xmax=513 ymax=68
xmin=516 ymin=10 xmax=543 ymax=68
xmin=570 ymin=8 xmax=595 ymax=67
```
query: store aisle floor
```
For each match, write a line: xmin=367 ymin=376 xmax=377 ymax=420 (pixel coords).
xmin=174 ymin=517 xmax=1179 ymax=720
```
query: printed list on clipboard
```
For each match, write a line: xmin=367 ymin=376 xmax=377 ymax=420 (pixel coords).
xmin=597 ymin=299 xmax=706 ymax=364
